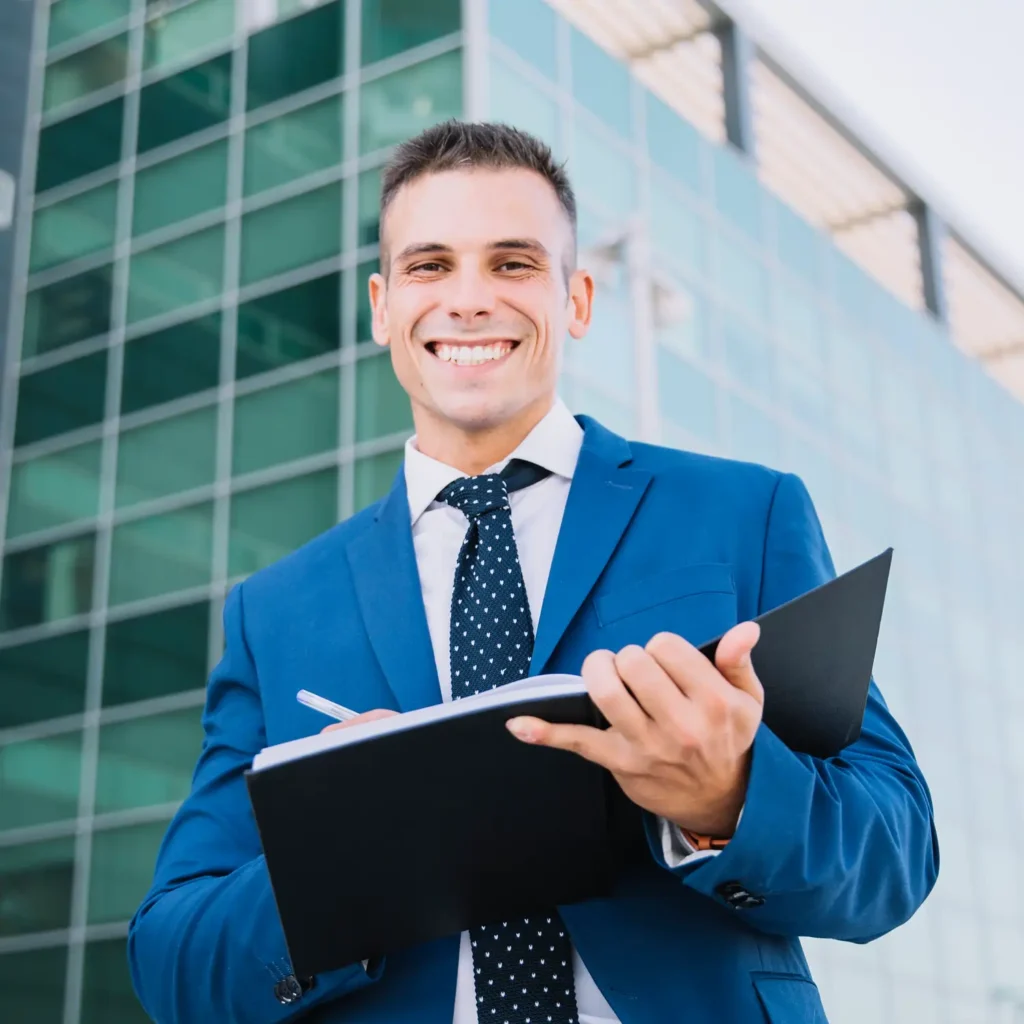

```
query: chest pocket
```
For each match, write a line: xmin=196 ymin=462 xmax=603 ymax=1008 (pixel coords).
xmin=592 ymin=562 xmax=737 ymax=650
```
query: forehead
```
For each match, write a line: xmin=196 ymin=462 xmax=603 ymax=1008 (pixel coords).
xmin=383 ymin=167 xmax=570 ymax=253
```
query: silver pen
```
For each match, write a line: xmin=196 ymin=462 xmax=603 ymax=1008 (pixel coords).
xmin=296 ymin=689 xmax=359 ymax=722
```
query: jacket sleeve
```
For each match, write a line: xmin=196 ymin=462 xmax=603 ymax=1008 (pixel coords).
xmin=128 ymin=583 xmax=383 ymax=1023
xmin=645 ymin=471 xmax=940 ymax=941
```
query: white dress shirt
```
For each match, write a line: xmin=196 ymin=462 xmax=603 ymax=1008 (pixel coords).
xmin=403 ymin=399 xmax=717 ymax=1024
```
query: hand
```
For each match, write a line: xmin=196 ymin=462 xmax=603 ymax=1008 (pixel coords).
xmin=321 ymin=709 xmax=398 ymax=734
xmin=505 ymin=623 xmax=765 ymax=837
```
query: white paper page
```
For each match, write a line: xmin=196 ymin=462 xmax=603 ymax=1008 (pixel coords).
xmin=252 ymin=674 xmax=587 ymax=772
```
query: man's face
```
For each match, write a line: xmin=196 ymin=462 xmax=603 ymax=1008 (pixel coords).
xmin=369 ymin=168 xmax=593 ymax=446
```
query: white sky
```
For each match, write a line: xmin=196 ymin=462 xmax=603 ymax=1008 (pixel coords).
xmin=727 ymin=0 xmax=1024 ymax=291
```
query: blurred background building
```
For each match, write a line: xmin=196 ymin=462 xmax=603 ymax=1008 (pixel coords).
xmin=1 ymin=0 xmax=1022 ymax=1021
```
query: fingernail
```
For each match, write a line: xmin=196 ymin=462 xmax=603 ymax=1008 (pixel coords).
xmin=506 ymin=718 xmax=535 ymax=742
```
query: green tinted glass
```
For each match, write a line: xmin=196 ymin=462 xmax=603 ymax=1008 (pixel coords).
xmin=48 ymin=0 xmax=130 ymax=50
xmin=488 ymin=0 xmax=557 ymax=78
xmin=0 ymin=731 xmax=82 ymax=832
xmin=127 ymin=225 xmax=225 ymax=324
xmin=43 ymin=33 xmax=129 ymax=112
xmin=357 ymin=167 xmax=381 ymax=245
xmin=359 ymin=50 xmax=462 ymax=154
xmin=353 ymin=448 xmax=403 ymax=510
xmin=137 ymin=53 xmax=232 ymax=154
xmin=103 ymin=602 xmax=209 ymax=707
xmin=108 ymin=503 xmax=214 ymax=606
xmin=232 ymin=370 xmax=339 ymax=475
xmin=570 ymin=28 xmax=631 ymax=137
xmin=355 ymin=353 xmax=412 ymax=441
xmin=6 ymin=440 xmax=102 ymax=539
xmin=246 ymin=1 xmax=343 ymax=110
xmin=0 ymin=946 xmax=67 ymax=1024
xmin=36 ymin=97 xmax=124 ymax=194
xmin=236 ymin=273 xmax=340 ymax=379
xmin=30 ymin=183 xmax=118 ymax=273
xmin=0 ymin=630 xmax=89 ymax=729
xmin=0 ymin=837 xmax=75 ymax=936
xmin=571 ymin=121 xmax=634 ymax=215
xmin=115 ymin=406 xmax=218 ymax=508
xmin=356 ymin=259 xmax=375 ymax=341
xmin=361 ymin=0 xmax=460 ymax=65
xmin=82 ymin=938 xmax=151 ymax=1024
xmin=144 ymin=0 xmax=235 ymax=72
xmin=244 ymin=96 xmax=342 ymax=197
xmin=23 ymin=265 xmax=114 ymax=358
xmin=240 ymin=184 xmax=341 ymax=286
xmin=121 ymin=313 xmax=222 ymax=414
xmin=94 ymin=708 xmax=204 ymax=814
xmin=88 ymin=820 xmax=170 ymax=924
xmin=133 ymin=139 xmax=229 ymax=236
xmin=0 ymin=534 xmax=95 ymax=632
xmin=14 ymin=349 xmax=107 ymax=447
xmin=229 ymin=469 xmax=337 ymax=577
xmin=490 ymin=59 xmax=559 ymax=150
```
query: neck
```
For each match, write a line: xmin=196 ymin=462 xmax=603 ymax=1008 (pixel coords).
xmin=413 ymin=397 xmax=555 ymax=475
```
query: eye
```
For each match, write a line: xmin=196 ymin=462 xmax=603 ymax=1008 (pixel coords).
xmin=411 ymin=261 xmax=446 ymax=273
xmin=497 ymin=260 xmax=531 ymax=272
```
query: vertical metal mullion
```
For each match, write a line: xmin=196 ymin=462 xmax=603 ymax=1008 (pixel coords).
xmin=461 ymin=0 xmax=489 ymax=122
xmin=62 ymin=1 xmax=146 ymax=1020
xmin=717 ymin=19 xmax=756 ymax=159
xmin=915 ymin=202 xmax=950 ymax=326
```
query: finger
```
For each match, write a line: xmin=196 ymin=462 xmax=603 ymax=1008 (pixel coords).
xmin=505 ymin=716 xmax=621 ymax=767
xmin=321 ymin=709 xmax=398 ymax=734
xmin=612 ymin=644 xmax=694 ymax=725
xmin=645 ymin=631 xmax=726 ymax=701
xmin=580 ymin=648 xmax=651 ymax=741
xmin=714 ymin=622 xmax=764 ymax=705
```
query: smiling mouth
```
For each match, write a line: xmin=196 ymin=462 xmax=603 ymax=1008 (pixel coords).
xmin=426 ymin=341 xmax=519 ymax=366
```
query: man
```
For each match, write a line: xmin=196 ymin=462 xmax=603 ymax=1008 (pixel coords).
xmin=129 ymin=121 xmax=938 ymax=1023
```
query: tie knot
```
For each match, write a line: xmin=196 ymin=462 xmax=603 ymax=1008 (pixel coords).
xmin=438 ymin=474 xmax=510 ymax=519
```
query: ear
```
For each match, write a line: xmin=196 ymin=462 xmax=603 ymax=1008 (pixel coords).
xmin=566 ymin=268 xmax=594 ymax=340
xmin=368 ymin=272 xmax=390 ymax=348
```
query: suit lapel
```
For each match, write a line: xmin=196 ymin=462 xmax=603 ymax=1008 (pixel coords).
xmin=530 ymin=417 xmax=651 ymax=675
xmin=346 ymin=472 xmax=442 ymax=712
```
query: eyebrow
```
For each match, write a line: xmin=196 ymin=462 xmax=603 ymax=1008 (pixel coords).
xmin=392 ymin=238 xmax=553 ymax=266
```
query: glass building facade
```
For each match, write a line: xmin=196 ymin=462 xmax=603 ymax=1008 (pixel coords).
xmin=0 ymin=1 xmax=1022 ymax=1021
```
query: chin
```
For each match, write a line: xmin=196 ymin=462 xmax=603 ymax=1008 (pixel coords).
xmin=436 ymin=394 xmax=524 ymax=433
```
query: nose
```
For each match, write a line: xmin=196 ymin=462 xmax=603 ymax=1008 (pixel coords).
xmin=444 ymin=263 xmax=497 ymax=324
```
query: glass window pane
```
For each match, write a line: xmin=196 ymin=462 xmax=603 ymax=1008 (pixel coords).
xmin=88 ymin=820 xmax=170 ymax=924
xmin=36 ymin=97 xmax=124 ymax=194
xmin=14 ymin=350 xmax=107 ymax=448
xmin=353 ymin=448 xmax=403 ymax=510
xmin=774 ymin=198 xmax=823 ymax=286
xmin=713 ymin=146 xmax=763 ymax=240
xmin=488 ymin=0 xmax=557 ymax=79
xmin=560 ymin=375 xmax=633 ymax=438
xmin=657 ymin=347 xmax=718 ymax=443
xmin=121 ymin=313 xmax=222 ymax=414
xmin=7 ymin=440 xmax=102 ymax=539
xmin=240 ymin=183 xmax=341 ymax=286
xmin=127 ymin=224 xmax=225 ymax=325
xmin=30 ymin=184 xmax=118 ymax=274
xmin=0 ymin=731 xmax=82 ymax=832
xmin=728 ymin=393 xmax=780 ymax=469
xmin=94 ymin=708 xmax=203 ymax=815
xmin=23 ymin=265 xmax=114 ymax=359
xmin=103 ymin=602 xmax=209 ymax=707
xmin=0 ymin=946 xmax=67 ymax=1024
xmin=359 ymin=50 xmax=462 ymax=155
xmin=646 ymin=92 xmax=702 ymax=194
xmin=570 ymin=28 xmax=631 ymax=138
xmin=43 ymin=33 xmax=129 ymax=112
xmin=722 ymin=312 xmax=776 ymax=397
xmin=232 ymin=370 xmax=339 ymax=475
xmin=0 ymin=837 xmax=75 ymax=936
xmin=144 ymin=0 xmax=235 ymax=72
xmin=48 ymin=0 xmax=130 ymax=49
xmin=356 ymin=259 xmax=375 ymax=342
xmin=137 ymin=53 xmax=232 ymax=155
xmin=109 ymin=503 xmax=214 ymax=606
xmin=357 ymin=167 xmax=381 ymax=246
xmin=229 ymin=469 xmax=337 ymax=576
xmin=0 ymin=534 xmax=95 ymax=631
xmin=715 ymin=232 xmax=768 ymax=321
xmin=361 ymin=0 xmax=459 ymax=66
xmin=0 ymin=631 xmax=89 ymax=729
xmin=649 ymin=175 xmax=705 ymax=279
xmin=133 ymin=139 xmax=228 ymax=236
xmin=355 ymin=352 xmax=412 ymax=441
xmin=572 ymin=121 xmax=634 ymax=216
xmin=236 ymin=273 xmax=340 ymax=379
xmin=244 ymin=96 xmax=341 ymax=197
xmin=246 ymin=1 xmax=343 ymax=111
xmin=490 ymin=58 xmax=559 ymax=152
xmin=82 ymin=938 xmax=150 ymax=1024
xmin=115 ymin=406 xmax=218 ymax=508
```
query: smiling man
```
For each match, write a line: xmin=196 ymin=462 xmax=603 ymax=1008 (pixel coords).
xmin=129 ymin=121 xmax=938 ymax=1024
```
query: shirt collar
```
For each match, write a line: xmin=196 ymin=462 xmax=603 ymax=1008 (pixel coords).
xmin=403 ymin=398 xmax=583 ymax=525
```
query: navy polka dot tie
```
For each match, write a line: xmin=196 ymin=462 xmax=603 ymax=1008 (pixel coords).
xmin=439 ymin=462 xmax=580 ymax=1024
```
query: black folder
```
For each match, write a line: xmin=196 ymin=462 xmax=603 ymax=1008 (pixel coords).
xmin=246 ymin=549 xmax=892 ymax=976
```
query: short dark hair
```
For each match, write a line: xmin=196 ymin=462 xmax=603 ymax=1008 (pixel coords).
xmin=379 ymin=120 xmax=577 ymax=277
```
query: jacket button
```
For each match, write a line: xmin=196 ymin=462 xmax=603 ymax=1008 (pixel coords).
xmin=274 ymin=975 xmax=305 ymax=1005
xmin=716 ymin=881 xmax=765 ymax=909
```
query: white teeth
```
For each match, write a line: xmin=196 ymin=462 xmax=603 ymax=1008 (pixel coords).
xmin=434 ymin=343 xmax=511 ymax=365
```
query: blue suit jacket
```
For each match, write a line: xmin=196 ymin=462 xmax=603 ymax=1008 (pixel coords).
xmin=129 ymin=417 xmax=938 ymax=1024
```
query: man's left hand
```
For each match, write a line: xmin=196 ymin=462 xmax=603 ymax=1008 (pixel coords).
xmin=506 ymin=622 xmax=764 ymax=838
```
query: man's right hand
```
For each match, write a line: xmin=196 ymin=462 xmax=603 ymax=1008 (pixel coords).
xmin=321 ymin=709 xmax=399 ymax=734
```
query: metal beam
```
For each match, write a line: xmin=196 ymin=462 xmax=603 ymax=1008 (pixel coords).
xmin=914 ymin=201 xmax=949 ymax=324
xmin=716 ymin=19 xmax=756 ymax=157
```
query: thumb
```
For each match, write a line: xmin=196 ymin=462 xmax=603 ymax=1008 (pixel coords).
xmin=714 ymin=621 xmax=764 ymax=704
